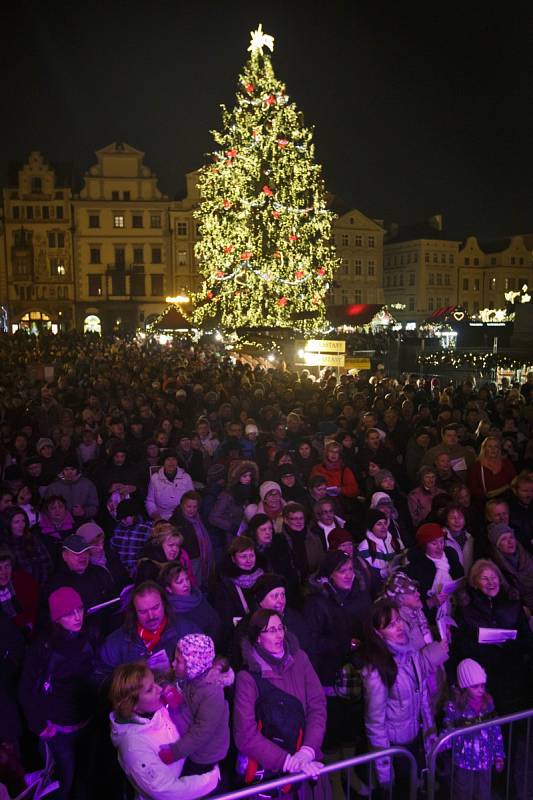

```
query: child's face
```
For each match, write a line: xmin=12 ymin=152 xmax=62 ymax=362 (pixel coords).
xmin=173 ymin=647 xmax=187 ymax=679
xmin=466 ymin=683 xmax=486 ymax=701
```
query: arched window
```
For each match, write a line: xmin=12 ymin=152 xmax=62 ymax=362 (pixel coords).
xmin=83 ymin=314 xmax=102 ymax=334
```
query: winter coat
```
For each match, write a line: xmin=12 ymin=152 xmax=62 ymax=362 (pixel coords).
xmin=45 ymin=562 xmax=118 ymax=613
xmin=304 ymin=575 xmax=373 ymax=686
xmin=110 ymin=707 xmax=219 ymax=800
xmin=255 ymin=535 xmax=301 ymax=604
xmin=136 ymin=540 xmax=195 ymax=586
xmin=467 ymin=459 xmax=516 ymax=505
xmin=422 ymin=443 xmax=476 ymax=481
xmin=508 ymin=494 xmax=533 ymax=554
xmin=167 ymin=665 xmax=233 ymax=765
xmin=168 ymin=508 xmax=204 ymax=561
xmin=442 ymin=695 xmax=504 ymax=771
xmin=212 ymin=565 xmax=262 ymax=649
xmin=234 ymin=637 xmax=327 ymax=773
xmin=310 ymin=462 xmax=359 ymax=499
xmin=6 ymin=533 xmax=53 ymax=586
xmin=443 ymin=528 xmax=475 ymax=575
xmin=167 ymin=588 xmax=222 ymax=647
xmin=145 ymin=468 xmax=194 ymax=520
xmin=44 ymin=474 xmax=99 ymax=518
xmin=489 ymin=540 xmax=533 ymax=609
xmin=362 ymin=643 xmax=435 ymax=784
xmin=0 ymin=614 xmax=25 ymax=744
xmin=8 ymin=568 xmax=40 ymax=631
xmin=282 ymin=525 xmax=325 ymax=585
xmin=407 ymin=486 xmax=445 ymax=529
xmin=19 ymin=627 xmax=97 ymax=734
xmin=208 ymin=460 xmax=259 ymax=536
xmin=231 ymin=612 xmax=311 ymax=672
xmin=97 ymin=616 xmax=200 ymax=681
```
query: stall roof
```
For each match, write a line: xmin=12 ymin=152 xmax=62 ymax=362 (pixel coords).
xmin=153 ymin=306 xmax=192 ymax=330
xmin=425 ymin=306 xmax=458 ymax=322
xmin=327 ymin=304 xmax=385 ymax=326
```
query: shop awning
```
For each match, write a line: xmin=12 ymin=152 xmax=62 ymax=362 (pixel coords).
xmin=327 ymin=304 xmax=385 ymax=326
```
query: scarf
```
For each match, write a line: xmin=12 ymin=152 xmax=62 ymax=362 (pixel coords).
xmin=188 ymin=515 xmax=214 ymax=584
xmin=427 ymin=553 xmax=452 ymax=593
xmin=449 ymin=529 xmax=467 ymax=549
xmin=254 ymin=641 xmax=291 ymax=671
xmin=231 ymin=567 xmax=264 ymax=589
xmin=169 ymin=587 xmax=203 ymax=612
xmin=137 ymin=616 xmax=168 ymax=654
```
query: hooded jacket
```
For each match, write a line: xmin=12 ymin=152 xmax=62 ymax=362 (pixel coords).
xmin=145 ymin=468 xmax=194 ymax=521
xmin=44 ymin=473 xmax=99 ymax=518
xmin=110 ymin=706 xmax=219 ymax=800
xmin=488 ymin=539 xmax=533 ymax=609
xmin=208 ymin=460 xmax=259 ymax=536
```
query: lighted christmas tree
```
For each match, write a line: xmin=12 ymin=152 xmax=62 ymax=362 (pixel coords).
xmin=192 ymin=24 xmax=338 ymax=331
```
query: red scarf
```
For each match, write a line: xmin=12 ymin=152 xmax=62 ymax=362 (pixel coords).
xmin=137 ymin=616 xmax=167 ymax=654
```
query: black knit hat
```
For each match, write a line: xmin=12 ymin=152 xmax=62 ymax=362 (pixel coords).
xmin=366 ymin=508 xmax=387 ymax=531
xmin=253 ymin=573 xmax=287 ymax=604
xmin=317 ymin=549 xmax=351 ymax=579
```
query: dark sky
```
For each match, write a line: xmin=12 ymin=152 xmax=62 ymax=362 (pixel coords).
xmin=2 ymin=0 xmax=533 ymax=239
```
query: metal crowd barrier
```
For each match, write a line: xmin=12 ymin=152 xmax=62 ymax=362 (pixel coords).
xmin=426 ymin=707 xmax=533 ymax=800
xmin=212 ymin=747 xmax=418 ymax=800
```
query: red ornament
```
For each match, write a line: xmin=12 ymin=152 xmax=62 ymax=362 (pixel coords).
xmin=277 ymin=139 xmax=289 ymax=149
xmin=295 ymin=270 xmax=305 ymax=280
xmin=272 ymin=210 xmax=280 ymax=219
xmin=251 ymin=130 xmax=259 ymax=138
xmin=235 ymin=291 xmax=241 ymax=297
xmin=273 ymin=251 xmax=281 ymax=258
xmin=240 ymin=251 xmax=252 ymax=261
xmin=226 ymin=149 xmax=238 ymax=158
xmin=278 ymin=297 xmax=288 ymax=306
xmin=265 ymin=94 xmax=276 ymax=106
xmin=224 ymin=245 xmax=234 ymax=254
xmin=245 ymin=83 xmax=254 ymax=94
xmin=207 ymin=291 xmax=214 ymax=299
xmin=317 ymin=267 xmax=326 ymax=276
xmin=289 ymin=234 xmax=298 ymax=242
xmin=215 ymin=271 xmax=224 ymax=279
xmin=262 ymin=185 xmax=273 ymax=197
xmin=223 ymin=200 xmax=232 ymax=209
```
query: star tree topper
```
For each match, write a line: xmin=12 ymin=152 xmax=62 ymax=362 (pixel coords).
xmin=248 ymin=23 xmax=274 ymax=55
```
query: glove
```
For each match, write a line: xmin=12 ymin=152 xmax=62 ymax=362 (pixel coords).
xmin=300 ymin=761 xmax=323 ymax=779
xmin=161 ymin=685 xmax=183 ymax=709
xmin=159 ymin=742 xmax=180 ymax=764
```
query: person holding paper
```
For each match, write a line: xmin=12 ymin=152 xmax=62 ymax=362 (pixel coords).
xmin=453 ymin=559 xmax=533 ymax=713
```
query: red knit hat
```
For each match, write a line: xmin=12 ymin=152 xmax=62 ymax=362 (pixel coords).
xmin=416 ymin=523 xmax=445 ymax=546
xmin=328 ymin=528 xmax=353 ymax=550
xmin=48 ymin=587 xmax=83 ymax=622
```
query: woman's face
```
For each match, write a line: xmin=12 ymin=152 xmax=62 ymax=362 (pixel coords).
xmin=47 ymin=499 xmax=66 ymax=521
xmin=331 ymin=559 xmax=355 ymax=591
xmin=378 ymin=609 xmax=408 ymax=647
xmin=255 ymin=521 xmax=273 ymax=546
xmin=456 ymin=487 xmax=470 ymax=508
xmin=168 ymin=570 xmax=191 ymax=596
xmin=162 ymin=535 xmax=181 ymax=561
xmin=134 ymin=672 xmax=163 ymax=715
xmin=497 ymin=533 xmax=516 ymax=556
xmin=58 ymin=605 xmax=84 ymax=633
xmin=422 ymin=472 xmax=437 ymax=491
xmin=380 ymin=475 xmax=395 ymax=491
xmin=232 ymin=548 xmax=256 ymax=571
xmin=425 ymin=536 xmax=445 ymax=559
xmin=264 ymin=489 xmax=282 ymax=510
xmin=298 ymin=442 xmax=312 ymax=459
xmin=258 ymin=613 xmax=285 ymax=657
xmin=326 ymin=447 xmax=341 ymax=463
xmin=400 ymin=587 xmax=423 ymax=611
xmin=485 ymin=439 xmax=501 ymax=459
xmin=372 ymin=518 xmax=389 ymax=539
xmin=17 ymin=486 xmax=32 ymax=505
xmin=476 ymin=568 xmax=500 ymax=598
xmin=0 ymin=559 xmax=13 ymax=587
xmin=416 ymin=432 xmax=431 ymax=449
xmin=10 ymin=514 xmax=26 ymax=537
xmin=239 ymin=471 xmax=252 ymax=485
xmin=446 ymin=509 xmax=465 ymax=533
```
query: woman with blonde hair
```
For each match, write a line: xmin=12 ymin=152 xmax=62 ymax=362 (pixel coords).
xmin=109 ymin=662 xmax=219 ymax=800
xmin=136 ymin=523 xmax=194 ymax=585
xmin=467 ymin=436 xmax=516 ymax=506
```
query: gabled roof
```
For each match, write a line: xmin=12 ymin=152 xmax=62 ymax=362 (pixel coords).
xmin=153 ymin=306 xmax=192 ymax=330
xmin=95 ymin=142 xmax=145 ymax=157
xmin=386 ymin=222 xmax=461 ymax=244
xmin=477 ymin=238 xmax=511 ymax=254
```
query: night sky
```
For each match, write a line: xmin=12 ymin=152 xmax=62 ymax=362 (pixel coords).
xmin=2 ymin=0 xmax=533 ymax=239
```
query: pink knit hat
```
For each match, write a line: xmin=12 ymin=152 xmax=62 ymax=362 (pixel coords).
xmin=48 ymin=587 xmax=83 ymax=622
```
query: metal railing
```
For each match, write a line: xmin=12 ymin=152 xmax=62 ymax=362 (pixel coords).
xmin=426 ymin=707 xmax=533 ymax=800
xmin=212 ymin=747 xmax=418 ymax=800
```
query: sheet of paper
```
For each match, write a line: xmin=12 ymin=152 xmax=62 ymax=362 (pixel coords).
xmin=478 ymin=627 xmax=517 ymax=644
xmin=147 ymin=649 xmax=171 ymax=671
xmin=440 ymin=578 xmax=465 ymax=597
xmin=450 ymin=457 xmax=467 ymax=473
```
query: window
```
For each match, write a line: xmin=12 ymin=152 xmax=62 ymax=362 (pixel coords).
xmin=341 ymin=291 xmax=349 ymax=305
xmin=448 ymin=254 xmax=454 ymax=264
xmin=400 ymin=255 xmax=404 ymax=266
xmin=505 ymin=278 xmax=515 ymax=291
xmin=433 ymin=253 xmax=438 ymax=264
xmin=510 ymin=257 xmax=516 ymax=266
xmin=151 ymin=247 xmax=162 ymax=264
xmin=474 ymin=278 xmax=480 ymax=292
xmin=111 ymin=272 xmax=126 ymax=295
xmin=444 ymin=273 xmax=450 ymax=286
xmin=409 ymin=297 xmax=415 ymax=311
xmin=436 ymin=297 xmax=442 ymax=308
xmin=409 ymin=272 xmax=415 ymax=286
xmin=176 ymin=222 xmax=187 ymax=236
xmin=413 ymin=253 xmax=418 ymax=263
xmin=473 ymin=301 xmax=480 ymax=314
xmin=355 ymin=235 xmax=362 ymax=247
xmin=150 ymin=215 xmax=162 ymax=228
xmin=519 ymin=257 xmax=524 ymax=266
xmin=47 ymin=233 xmax=56 ymax=248
xmin=133 ymin=247 xmax=144 ymax=264
xmin=436 ymin=273 xmax=442 ymax=286
xmin=393 ymin=275 xmax=397 ymax=287
xmin=90 ymin=247 xmax=101 ymax=264
xmin=354 ymin=289 xmax=362 ymax=303
xmin=26 ymin=206 xmax=34 ymax=220
xmin=463 ymin=301 xmax=469 ymax=311
xmin=55 ymin=191 xmax=64 ymax=199
xmin=57 ymin=233 xmax=65 ymax=248
xmin=177 ymin=250 xmax=187 ymax=267
xmin=464 ymin=257 xmax=470 ymax=265
xmin=407 ymin=254 xmax=411 ymax=264
xmin=112 ymin=191 xmax=120 ymax=201
xmin=132 ymin=215 xmax=143 ymax=228
xmin=151 ymin=274 xmax=164 ymax=296
xmin=12 ymin=206 xmax=20 ymax=220
xmin=425 ymin=254 xmax=430 ymax=263
xmin=367 ymin=260 xmax=375 ymax=276
xmin=441 ymin=254 xmax=446 ymax=264
xmin=123 ymin=191 xmax=131 ymax=201
xmin=491 ymin=257 xmax=497 ymax=265
xmin=368 ymin=236 xmax=375 ymax=248
xmin=489 ymin=277 xmax=496 ymax=290
xmin=394 ymin=256 xmax=398 ymax=266
xmin=88 ymin=275 xmax=103 ymax=296
xmin=463 ymin=278 xmax=469 ymax=291
xmin=113 ymin=215 xmax=125 ymax=228
xmin=429 ymin=273 xmax=434 ymax=285
xmin=444 ymin=296 xmax=450 ymax=305
xmin=399 ymin=274 xmax=404 ymax=286
xmin=50 ymin=258 xmax=66 ymax=277
xmin=428 ymin=297 xmax=434 ymax=311
xmin=31 ymin=177 xmax=42 ymax=193
xmin=42 ymin=206 xmax=49 ymax=220
xmin=385 ymin=275 xmax=391 ymax=287
xmin=89 ymin=214 xmax=100 ymax=228
xmin=56 ymin=206 xmax=63 ymax=220
xmin=473 ymin=257 xmax=479 ymax=266
xmin=341 ymin=234 xmax=349 ymax=247
xmin=341 ymin=258 xmax=348 ymax=274
xmin=130 ymin=274 xmax=145 ymax=296
xmin=385 ymin=257 xmax=390 ymax=267
xmin=114 ymin=247 xmax=126 ymax=268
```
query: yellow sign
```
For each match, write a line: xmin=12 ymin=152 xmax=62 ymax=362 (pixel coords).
xmin=301 ymin=353 xmax=346 ymax=367
xmin=296 ymin=339 xmax=346 ymax=353
xmin=345 ymin=357 xmax=371 ymax=370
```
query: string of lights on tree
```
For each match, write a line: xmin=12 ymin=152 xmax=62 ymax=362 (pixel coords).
xmin=191 ymin=23 xmax=338 ymax=332
xmin=418 ymin=351 xmax=533 ymax=370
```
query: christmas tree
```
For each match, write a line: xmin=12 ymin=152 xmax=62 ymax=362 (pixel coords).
xmin=192 ymin=24 xmax=338 ymax=331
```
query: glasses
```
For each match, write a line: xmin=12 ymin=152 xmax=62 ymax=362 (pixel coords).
xmin=261 ymin=625 xmax=285 ymax=635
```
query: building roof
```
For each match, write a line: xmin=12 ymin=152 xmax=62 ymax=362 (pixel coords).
xmin=327 ymin=304 xmax=384 ymax=326
xmin=425 ymin=306 xmax=458 ymax=322
xmin=153 ymin=306 xmax=192 ymax=331
xmin=477 ymin=238 xmax=511 ymax=254
xmin=386 ymin=221 xmax=462 ymax=245
xmin=6 ymin=159 xmax=78 ymax=189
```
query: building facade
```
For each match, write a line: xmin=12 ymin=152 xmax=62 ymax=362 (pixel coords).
xmin=169 ymin=170 xmax=202 ymax=296
xmin=330 ymin=208 xmax=385 ymax=305
xmin=1 ymin=152 xmax=75 ymax=332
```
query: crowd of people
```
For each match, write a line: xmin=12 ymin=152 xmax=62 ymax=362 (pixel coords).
xmin=0 ymin=331 xmax=532 ymax=800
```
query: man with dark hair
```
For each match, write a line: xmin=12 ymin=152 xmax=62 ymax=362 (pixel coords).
xmin=422 ymin=423 xmax=476 ymax=481
xmin=282 ymin=502 xmax=324 ymax=583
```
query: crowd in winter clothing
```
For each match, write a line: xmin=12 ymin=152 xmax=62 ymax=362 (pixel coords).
xmin=0 ymin=331 xmax=532 ymax=800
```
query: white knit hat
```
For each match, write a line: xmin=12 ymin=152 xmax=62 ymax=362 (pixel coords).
xmin=457 ymin=658 xmax=487 ymax=688
xmin=259 ymin=481 xmax=281 ymax=501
